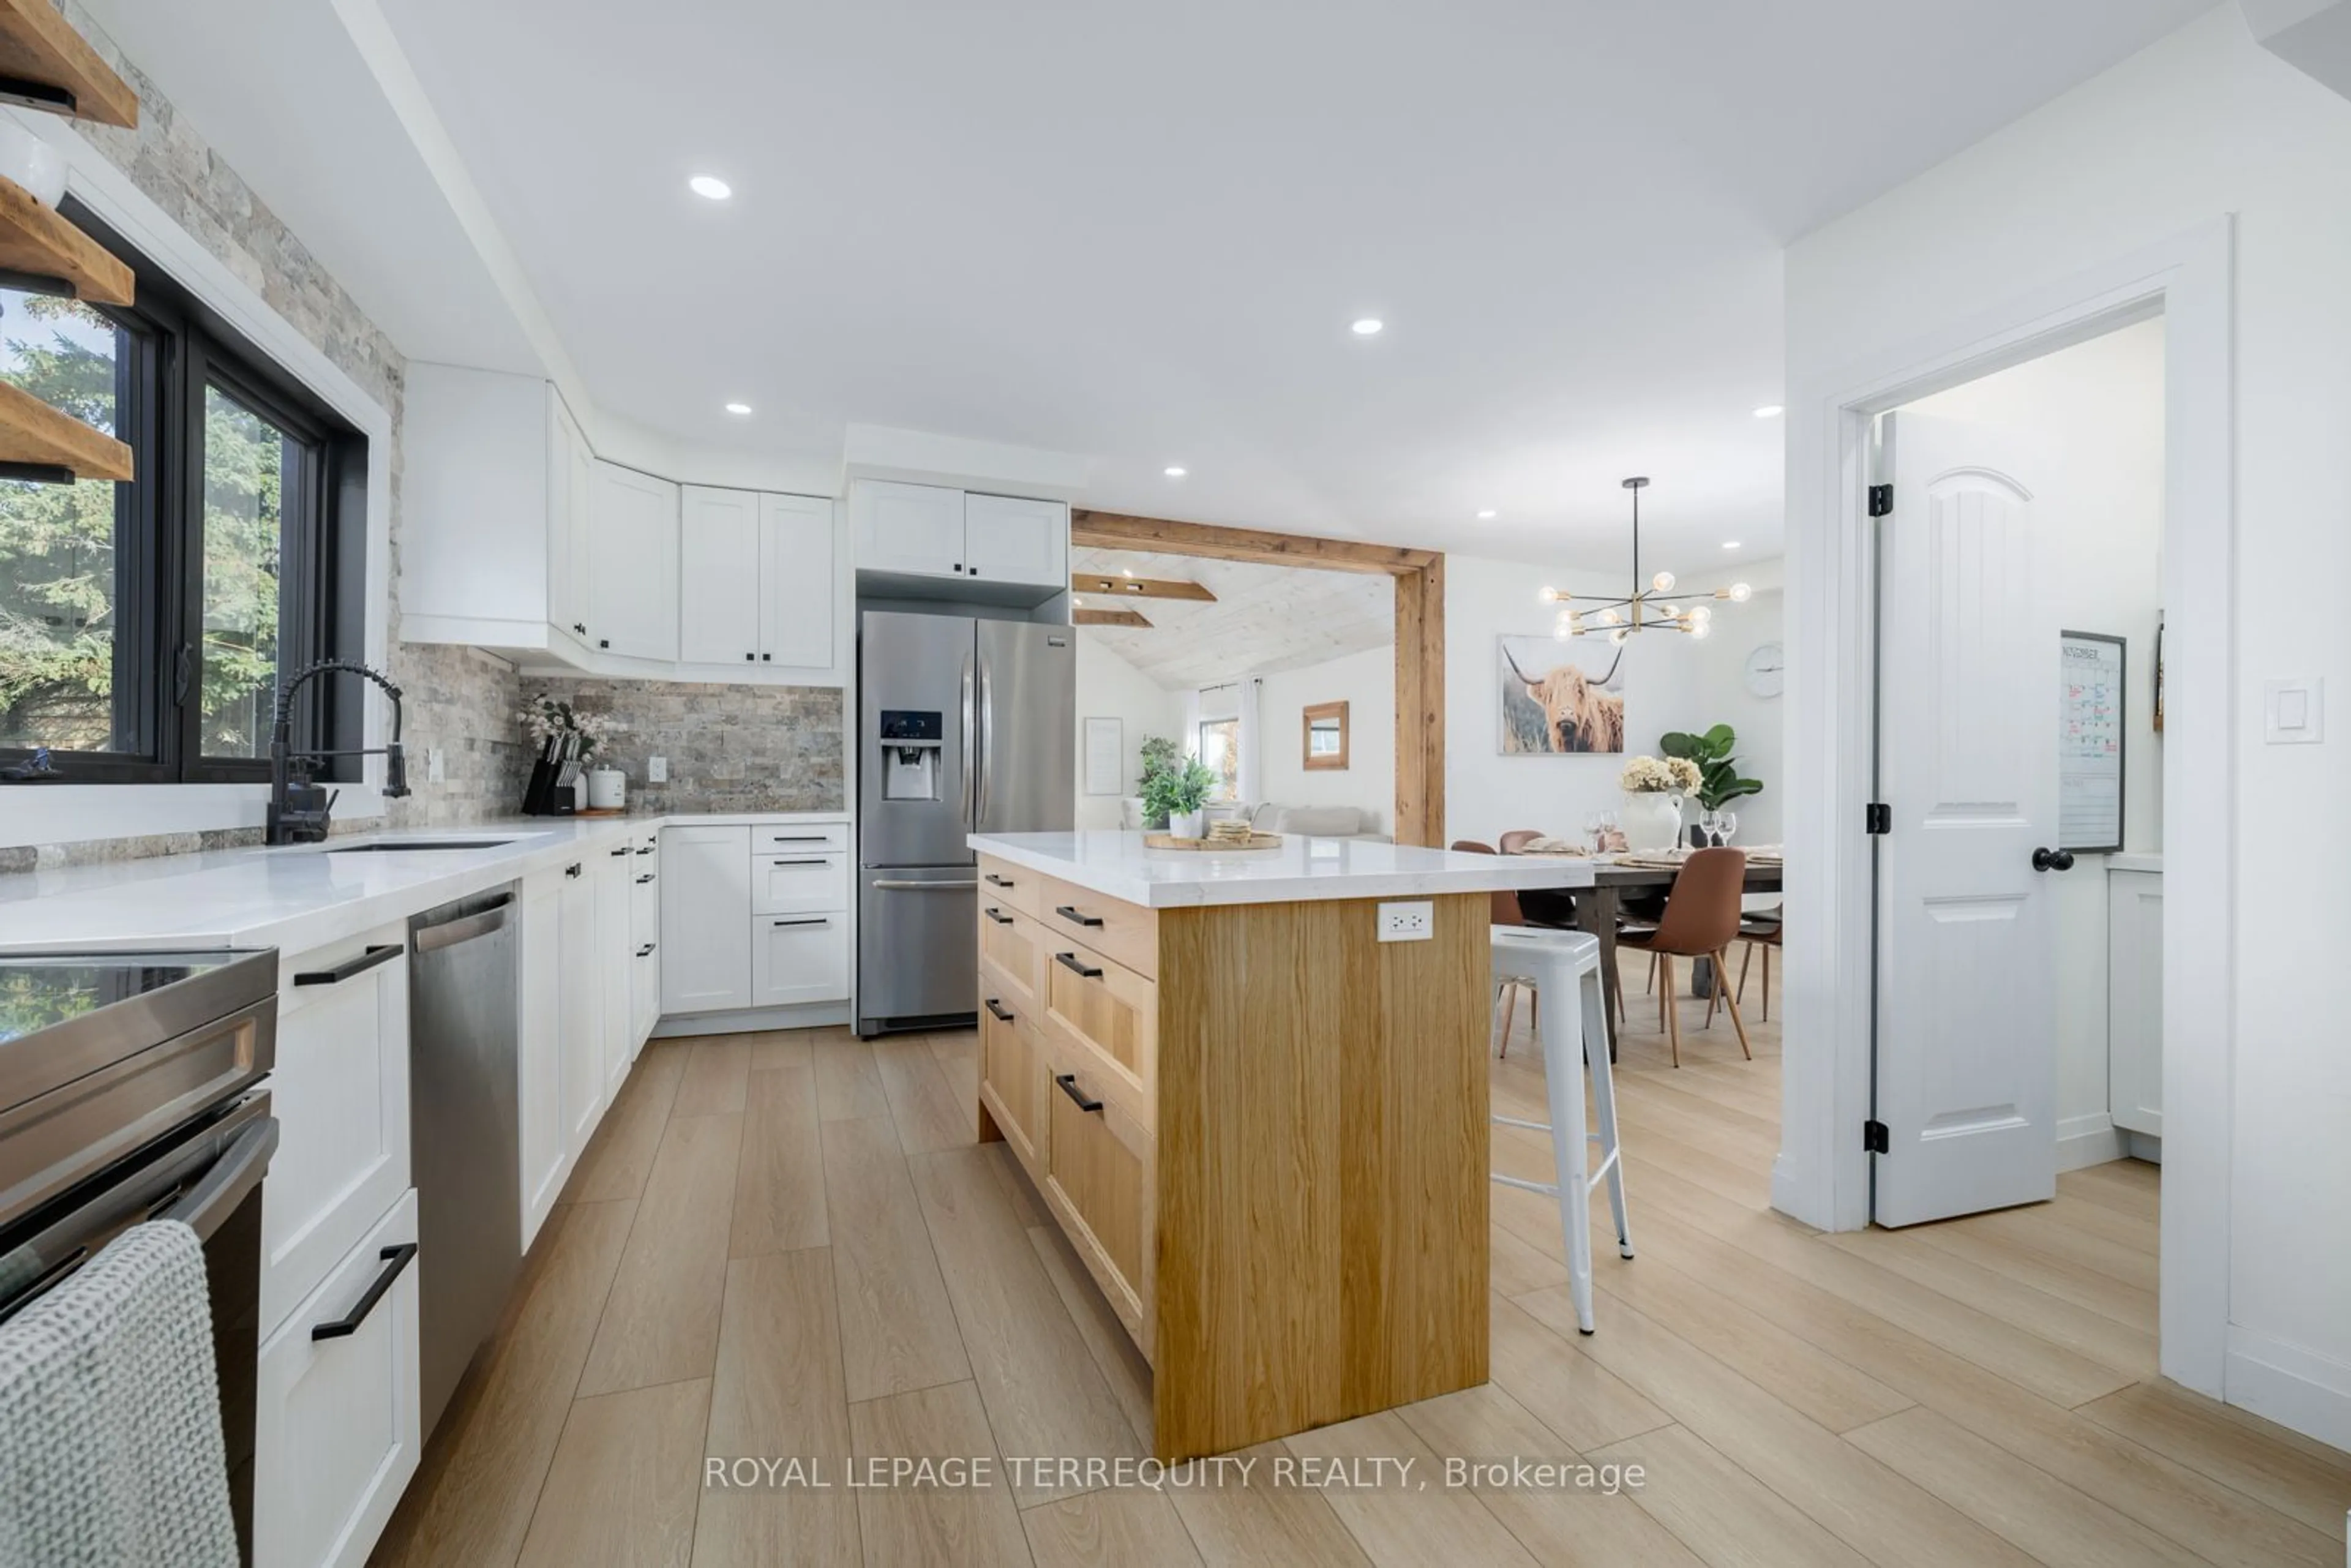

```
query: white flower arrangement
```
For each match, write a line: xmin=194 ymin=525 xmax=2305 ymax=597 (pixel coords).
xmin=519 ymin=696 xmax=614 ymax=757
xmin=1619 ymin=754 xmax=1701 ymax=794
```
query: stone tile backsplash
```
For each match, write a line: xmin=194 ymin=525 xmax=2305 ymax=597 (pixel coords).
xmin=523 ymin=680 xmax=846 ymax=815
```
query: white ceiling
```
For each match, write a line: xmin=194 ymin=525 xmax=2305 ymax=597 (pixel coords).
xmin=81 ymin=0 xmax=2211 ymax=569
xmin=1072 ymin=548 xmax=1391 ymax=690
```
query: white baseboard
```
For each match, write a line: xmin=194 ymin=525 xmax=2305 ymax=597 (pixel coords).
xmin=2126 ymin=1131 xmax=2163 ymax=1165
xmin=2057 ymin=1112 xmax=2128 ymax=1172
xmin=652 ymin=1001 xmax=850 ymax=1038
xmin=2225 ymin=1326 xmax=2351 ymax=1453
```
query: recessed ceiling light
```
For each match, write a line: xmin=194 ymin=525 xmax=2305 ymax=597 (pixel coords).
xmin=1475 ymin=509 xmax=1498 ymax=520
xmin=1163 ymin=465 xmax=1187 ymax=478
xmin=689 ymin=174 xmax=733 ymax=201
xmin=1723 ymin=540 xmax=1742 ymax=550
xmin=724 ymin=401 xmax=752 ymax=415
xmin=1753 ymin=404 xmax=1783 ymax=418
xmin=1351 ymin=318 xmax=1384 ymax=336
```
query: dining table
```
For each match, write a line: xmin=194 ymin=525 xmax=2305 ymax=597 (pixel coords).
xmin=1508 ymin=846 xmax=1784 ymax=1061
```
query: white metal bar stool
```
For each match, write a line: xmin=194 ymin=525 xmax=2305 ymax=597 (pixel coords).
xmin=1490 ymin=925 xmax=1633 ymax=1334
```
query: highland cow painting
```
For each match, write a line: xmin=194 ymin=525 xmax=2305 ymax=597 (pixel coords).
xmin=1498 ymin=635 xmax=1626 ymax=755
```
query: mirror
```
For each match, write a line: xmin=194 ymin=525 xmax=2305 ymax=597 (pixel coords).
xmin=1302 ymin=701 xmax=1349 ymax=770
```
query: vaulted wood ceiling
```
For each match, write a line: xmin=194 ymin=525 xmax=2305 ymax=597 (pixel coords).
xmin=1071 ymin=547 xmax=1391 ymax=689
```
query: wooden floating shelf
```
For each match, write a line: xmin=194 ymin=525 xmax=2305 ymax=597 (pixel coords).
xmin=1071 ymin=572 xmax=1216 ymax=602
xmin=0 ymin=375 xmax=130 ymax=482
xmin=0 ymin=0 xmax=138 ymax=127
xmin=1074 ymin=607 xmax=1153 ymax=629
xmin=0 ymin=174 xmax=130 ymax=304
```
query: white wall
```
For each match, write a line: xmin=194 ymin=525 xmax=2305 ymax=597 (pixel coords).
xmin=1073 ymin=634 xmax=1184 ymax=829
xmin=1784 ymin=5 xmax=2351 ymax=1445
xmin=1902 ymin=319 xmax=2167 ymax=1160
xmin=1445 ymin=553 xmax=1786 ymax=848
xmin=1254 ymin=645 xmax=1395 ymax=833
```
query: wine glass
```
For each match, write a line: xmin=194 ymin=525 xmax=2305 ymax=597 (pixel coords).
xmin=1599 ymin=810 xmax=1619 ymax=851
xmin=1716 ymin=810 xmax=1739 ymax=846
xmin=1583 ymin=811 xmax=1604 ymax=852
xmin=1698 ymin=809 xmax=1721 ymax=848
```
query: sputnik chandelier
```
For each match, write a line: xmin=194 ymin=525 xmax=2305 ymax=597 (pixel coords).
xmin=1540 ymin=476 xmax=1750 ymax=644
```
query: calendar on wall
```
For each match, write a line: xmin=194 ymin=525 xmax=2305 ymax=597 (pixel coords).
xmin=2058 ymin=631 xmax=2126 ymax=853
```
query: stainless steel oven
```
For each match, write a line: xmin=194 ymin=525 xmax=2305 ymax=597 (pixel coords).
xmin=0 ymin=949 xmax=279 ymax=1562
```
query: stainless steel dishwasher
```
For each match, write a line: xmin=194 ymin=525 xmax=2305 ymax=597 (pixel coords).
xmin=408 ymin=883 xmax=519 ymax=1440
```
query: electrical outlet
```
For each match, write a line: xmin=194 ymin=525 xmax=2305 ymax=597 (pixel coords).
xmin=1378 ymin=900 xmax=1434 ymax=942
xmin=426 ymin=747 xmax=446 ymax=784
xmin=648 ymin=755 xmax=669 ymax=783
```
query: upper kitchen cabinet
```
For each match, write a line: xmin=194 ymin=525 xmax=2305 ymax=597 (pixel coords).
xmin=850 ymin=479 xmax=1069 ymax=607
xmin=586 ymin=462 xmax=679 ymax=662
xmin=680 ymin=487 xmax=838 ymax=673
xmin=400 ymin=364 xmax=847 ymax=684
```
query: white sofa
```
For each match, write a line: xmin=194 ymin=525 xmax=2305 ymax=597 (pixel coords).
xmin=1247 ymin=803 xmax=1391 ymax=842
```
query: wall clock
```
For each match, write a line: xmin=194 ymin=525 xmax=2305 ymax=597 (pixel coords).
xmin=1744 ymin=641 xmax=1785 ymax=699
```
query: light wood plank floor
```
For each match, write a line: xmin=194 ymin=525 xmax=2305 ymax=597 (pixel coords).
xmin=372 ymin=982 xmax=2351 ymax=1567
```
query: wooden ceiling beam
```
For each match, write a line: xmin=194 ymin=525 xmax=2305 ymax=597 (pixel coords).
xmin=1069 ymin=571 xmax=1216 ymax=602
xmin=1071 ymin=509 xmax=1439 ymax=576
xmin=1074 ymin=607 xmax=1153 ymax=629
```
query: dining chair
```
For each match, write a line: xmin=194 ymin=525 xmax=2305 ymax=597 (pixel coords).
xmin=1455 ymin=839 xmax=1538 ymax=1056
xmin=1736 ymin=903 xmax=1783 ymax=1022
xmin=1498 ymin=828 xmax=1543 ymax=854
xmin=1614 ymin=849 xmax=1752 ymax=1067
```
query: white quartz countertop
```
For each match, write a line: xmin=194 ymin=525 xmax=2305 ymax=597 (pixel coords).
xmin=968 ymin=830 xmax=1594 ymax=909
xmin=0 ymin=812 xmax=850 ymax=956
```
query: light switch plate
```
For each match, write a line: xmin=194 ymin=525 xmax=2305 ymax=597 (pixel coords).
xmin=648 ymin=755 xmax=669 ymax=782
xmin=2265 ymin=677 xmax=2323 ymax=744
xmin=426 ymin=747 xmax=446 ymax=784
xmin=1378 ymin=900 xmax=1434 ymax=942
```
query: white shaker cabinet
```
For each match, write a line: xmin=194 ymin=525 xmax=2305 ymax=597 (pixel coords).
xmin=548 ymin=393 xmax=593 ymax=652
xmin=662 ymin=825 xmax=754 ymax=1013
xmin=679 ymin=486 xmax=763 ymax=667
xmin=587 ymin=462 xmax=680 ymax=661
xmin=596 ymin=843 xmax=636 ymax=1100
xmin=850 ymin=479 xmax=966 ymax=580
xmin=557 ymin=858 xmax=604 ymax=1155
xmin=2107 ymin=867 xmax=2163 ymax=1138
xmin=760 ymin=493 xmax=837 ymax=667
xmin=963 ymin=492 xmax=1068 ymax=589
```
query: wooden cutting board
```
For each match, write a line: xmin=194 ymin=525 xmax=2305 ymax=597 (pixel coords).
xmin=1144 ymin=831 xmax=1283 ymax=852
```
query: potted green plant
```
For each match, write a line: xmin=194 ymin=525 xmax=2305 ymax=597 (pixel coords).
xmin=1132 ymin=733 xmax=1183 ymax=828
xmin=1659 ymin=722 xmax=1763 ymax=842
xmin=1142 ymin=756 xmax=1218 ymax=839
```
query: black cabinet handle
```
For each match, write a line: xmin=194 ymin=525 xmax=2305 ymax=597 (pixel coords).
xmin=599 ymin=638 xmax=610 ymax=649
xmin=769 ymin=836 xmax=831 ymax=844
xmin=771 ymin=858 xmax=828 ymax=866
xmin=953 ymin=562 xmax=963 ymax=574
xmin=1055 ymin=1073 xmax=1103 ymax=1112
xmin=636 ymin=873 xmax=655 ymax=885
xmin=636 ymin=846 xmax=655 ymax=855
xmin=1054 ymin=905 xmax=1104 ymax=928
xmin=983 ymin=872 xmax=1014 ymax=888
xmin=744 ymin=652 xmax=755 ymax=661
xmin=610 ymin=846 xmax=630 ymax=857
xmin=573 ymin=621 xmax=585 ymax=634
xmin=762 ymin=653 xmax=771 ymax=661
xmin=637 ymin=943 xmax=655 ymax=958
xmin=1055 ymin=951 xmax=1102 ymax=979
xmin=773 ymin=917 xmax=829 ymax=928
xmin=294 ymin=944 xmax=400 ymax=986
xmin=983 ymin=907 xmax=1013 ymax=925
xmin=564 ymin=863 xmax=582 ymax=879
xmin=311 ymin=1243 xmax=418 ymax=1341
xmin=969 ymin=568 xmax=980 ymax=579
xmin=984 ymin=998 xmax=1014 ymax=1022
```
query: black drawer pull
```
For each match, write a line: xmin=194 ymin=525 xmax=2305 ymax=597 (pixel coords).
xmin=636 ymin=873 xmax=655 ymax=884
xmin=773 ymin=917 xmax=829 ymax=928
xmin=1056 ymin=1073 xmax=1103 ymax=1113
xmin=983 ymin=872 xmax=1014 ymax=888
xmin=311 ymin=1243 xmax=418 ymax=1341
xmin=1054 ymin=904 xmax=1104 ymax=928
xmin=769 ymin=835 xmax=831 ymax=844
xmin=984 ymin=998 xmax=1014 ymax=1022
xmin=771 ymin=858 xmax=828 ymax=867
xmin=610 ymin=846 xmax=629 ymax=857
xmin=637 ymin=943 xmax=655 ymax=958
xmin=983 ymin=907 xmax=1013 ymax=925
xmin=1055 ymin=951 xmax=1102 ymax=979
xmin=636 ymin=846 xmax=654 ymax=855
xmin=294 ymin=944 xmax=400 ymax=986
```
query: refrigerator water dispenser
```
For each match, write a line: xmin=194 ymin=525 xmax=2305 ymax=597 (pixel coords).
xmin=878 ymin=710 xmax=943 ymax=801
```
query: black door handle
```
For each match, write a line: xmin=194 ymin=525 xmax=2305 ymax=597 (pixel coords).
xmin=294 ymin=944 xmax=401 ymax=986
xmin=312 ymin=1243 xmax=418 ymax=1340
xmin=983 ymin=907 xmax=1013 ymax=925
xmin=1056 ymin=1073 xmax=1103 ymax=1112
xmin=1055 ymin=952 xmax=1103 ymax=979
xmin=984 ymin=998 xmax=1014 ymax=1022
xmin=2030 ymin=847 xmax=2076 ymax=872
xmin=1054 ymin=904 xmax=1104 ymax=928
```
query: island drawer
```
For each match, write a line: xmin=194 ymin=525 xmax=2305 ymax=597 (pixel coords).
xmin=1040 ymin=1041 xmax=1154 ymax=1357
xmin=1041 ymin=937 xmax=1157 ymax=1112
xmin=978 ymin=989 xmax=1045 ymax=1177
xmin=1037 ymin=875 xmax=1158 ymax=979
xmin=977 ymin=855 xmax=1040 ymax=918
xmin=977 ymin=899 xmax=1044 ymax=1012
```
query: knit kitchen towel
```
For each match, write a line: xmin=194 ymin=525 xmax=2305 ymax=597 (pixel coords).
xmin=0 ymin=1218 xmax=239 ymax=1568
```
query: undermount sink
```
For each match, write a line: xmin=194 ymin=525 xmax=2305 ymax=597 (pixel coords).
xmin=323 ymin=839 xmax=517 ymax=854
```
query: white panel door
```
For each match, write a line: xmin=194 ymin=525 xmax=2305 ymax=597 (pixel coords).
xmin=2107 ymin=869 xmax=2164 ymax=1136
xmin=1873 ymin=411 xmax=2059 ymax=1226
xmin=962 ymin=492 xmax=1068 ymax=589
xmin=850 ymin=479 xmax=964 ymax=578
xmin=660 ymin=825 xmax=754 ymax=1013
xmin=680 ymin=486 xmax=763 ymax=666
xmin=518 ymin=871 xmax=565 ymax=1249
xmin=557 ymin=860 xmax=604 ymax=1156
xmin=760 ymin=493 xmax=836 ymax=668
xmin=588 ymin=462 xmax=680 ymax=660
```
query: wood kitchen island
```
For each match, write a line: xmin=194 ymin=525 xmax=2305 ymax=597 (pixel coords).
xmin=967 ymin=830 xmax=1591 ymax=1461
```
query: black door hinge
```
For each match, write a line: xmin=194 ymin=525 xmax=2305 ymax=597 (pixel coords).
xmin=1868 ymin=484 xmax=1893 ymax=517
xmin=1863 ymin=1119 xmax=1890 ymax=1153
xmin=1864 ymin=802 xmax=1891 ymax=835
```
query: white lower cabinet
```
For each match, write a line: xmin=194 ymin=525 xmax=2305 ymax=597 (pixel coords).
xmin=630 ymin=831 xmax=662 ymax=1050
xmin=517 ymin=868 xmax=566 ymax=1250
xmin=263 ymin=928 xmax=410 ymax=1336
xmin=662 ymin=825 xmax=754 ymax=1013
xmin=751 ymin=912 xmax=850 ymax=1007
xmin=596 ymin=842 xmax=635 ymax=1098
xmin=557 ymin=858 xmax=603 ymax=1154
xmin=2108 ymin=868 xmax=2164 ymax=1137
xmin=253 ymin=1188 xmax=421 ymax=1568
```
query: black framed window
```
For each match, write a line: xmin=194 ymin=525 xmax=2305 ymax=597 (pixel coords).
xmin=0 ymin=201 xmax=366 ymax=783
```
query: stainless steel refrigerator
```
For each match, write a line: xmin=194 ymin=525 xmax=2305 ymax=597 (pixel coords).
xmin=858 ymin=610 xmax=1073 ymax=1034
